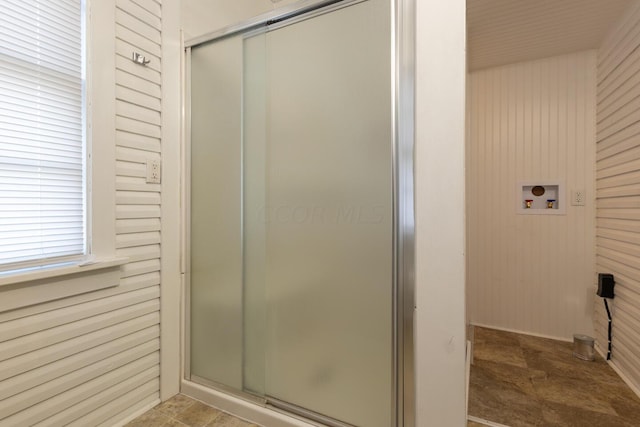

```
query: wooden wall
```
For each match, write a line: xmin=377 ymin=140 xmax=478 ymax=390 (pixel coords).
xmin=595 ymin=0 xmax=640 ymax=394
xmin=0 ymin=0 xmax=164 ymax=424
xmin=467 ymin=51 xmax=597 ymax=340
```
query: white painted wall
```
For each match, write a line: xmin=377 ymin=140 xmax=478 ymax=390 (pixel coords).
xmin=595 ymin=0 xmax=640 ymax=395
xmin=466 ymin=51 xmax=597 ymax=341
xmin=415 ymin=0 xmax=467 ymax=425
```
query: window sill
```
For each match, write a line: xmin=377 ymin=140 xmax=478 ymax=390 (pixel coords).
xmin=0 ymin=257 xmax=129 ymax=313
xmin=0 ymin=257 xmax=129 ymax=288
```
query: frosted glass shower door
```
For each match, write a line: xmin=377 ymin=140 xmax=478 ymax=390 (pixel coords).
xmin=258 ymin=1 xmax=393 ymax=425
xmin=189 ymin=0 xmax=394 ymax=425
xmin=189 ymin=36 xmax=244 ymax=389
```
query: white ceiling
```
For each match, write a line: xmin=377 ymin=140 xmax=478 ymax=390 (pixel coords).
xmin=467 ymin=0 xmax=634 ymax=71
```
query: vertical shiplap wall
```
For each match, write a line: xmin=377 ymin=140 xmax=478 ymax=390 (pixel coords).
xmin=596 ymin=0 xmax=640 ymax=393
xmin=467 ymin=51 xmax=597 ymax=340
xmin=0 ymin=1 xmax=164 ymax=425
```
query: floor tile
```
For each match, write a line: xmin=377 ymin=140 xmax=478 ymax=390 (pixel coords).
xmin=517 ymin=333 xmax=572 ymax=356
xmin=473 ymin=359 xmax=539 ymax=395
xmin=469 ymin=362 xmax=546 ymax=426
xmin=521 ymin=346 xmax=603 ymax=383
xmin=530 ymin=373 xmax=617 ymax=415
xmin=474 ymin=341 xmax=528 ymax=368
xmin=156 ymin=394 xmax=197 ymax=418
xmin=580 ymin=358 xmax=631 ymax=388
xmin=608 ymin=386 xmax=640 ymax=425
xmin=165 ymin=419 xmax=191 ymax=427
xmin=541 ymin=400 xmax=635 ymax=427
xmin=174 ymin=401 xmax=223 ymax=427
xmin=125 ymin=409 xmax=173 ymax=427
xmin=469 ymin=327 xmax=640 ymax=427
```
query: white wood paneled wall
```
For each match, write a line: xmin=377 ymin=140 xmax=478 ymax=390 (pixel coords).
xmin=595 ymin=0 xmax=640 ymax=394
xmin=113 ymin=0 xmax=163 ymax=416
xmin=0 ymin=0 xmax=164 ymax=425
xmin=467 ymin=51 xmax=597 ymax=340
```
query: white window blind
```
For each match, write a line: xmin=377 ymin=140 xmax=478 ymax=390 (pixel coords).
xmin=0 ymin=0 xmax=86 ymax=269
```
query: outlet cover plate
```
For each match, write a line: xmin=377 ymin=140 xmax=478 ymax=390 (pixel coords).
xmin=571 ymin=190 xmax=585 ymax=206
xmin=146 ymin=159 xmax=161 ymax=184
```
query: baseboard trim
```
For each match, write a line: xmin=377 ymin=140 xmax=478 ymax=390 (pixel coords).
xmin=469 ymin=322 xmax=573 ymax=343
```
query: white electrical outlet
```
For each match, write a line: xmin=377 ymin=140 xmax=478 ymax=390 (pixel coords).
xmin=146 ymin=159 xmax=161 ymax=184
xmin=571 ymin=190 xmax=585 ymax=206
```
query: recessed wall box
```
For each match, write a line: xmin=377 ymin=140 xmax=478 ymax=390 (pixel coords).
xmin=597 ymin=273 xmax=615 ymax=299
xmin=517 ymin=181 xmax=566 ymax=215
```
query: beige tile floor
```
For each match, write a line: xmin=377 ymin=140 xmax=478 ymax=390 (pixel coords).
xmin=468 ymin=326 xmax=640 ymax=427
xmin=126 ymin=394 xmax=260 ymax=427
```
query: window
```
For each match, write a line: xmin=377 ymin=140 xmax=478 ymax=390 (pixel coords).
xmin=0 ymin=0 xmax=86 ymax=271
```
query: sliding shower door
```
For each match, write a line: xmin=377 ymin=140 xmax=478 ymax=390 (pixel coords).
xmin=190 ymin=35 xmax=244 ymax=390
xmin=189 ymin=1 xmax=394 ymax=425
xmin=259 ymin=1 xmax=393 ymax=424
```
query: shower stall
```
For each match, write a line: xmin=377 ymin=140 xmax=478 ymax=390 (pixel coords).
xmin=183 ymin=0 xmax=414 ymax=425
